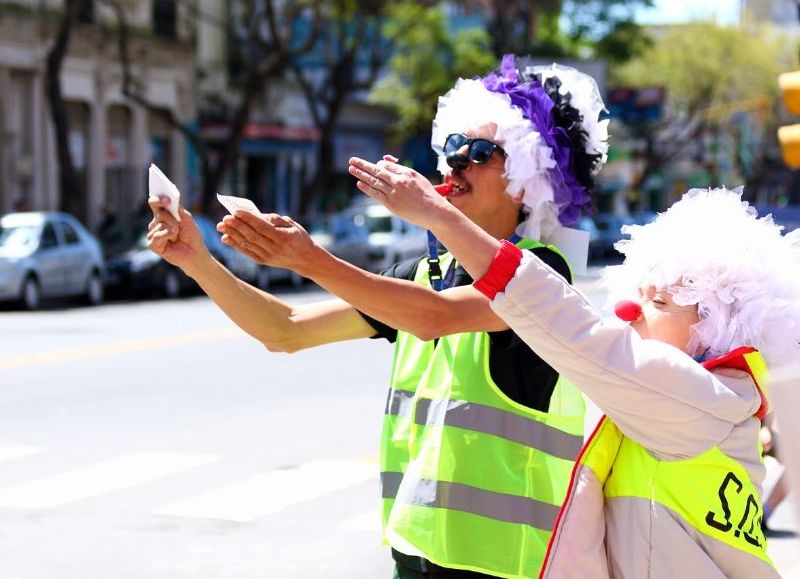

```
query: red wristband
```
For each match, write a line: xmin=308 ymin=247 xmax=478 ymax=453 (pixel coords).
xmin=473 ymin=240 xmax=523 ymax=299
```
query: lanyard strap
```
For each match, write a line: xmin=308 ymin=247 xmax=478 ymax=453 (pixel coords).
xmin=427 ymin=231 xmax=522 ymax=292
xmin=427 ymin=230 xmax=443 ymax=292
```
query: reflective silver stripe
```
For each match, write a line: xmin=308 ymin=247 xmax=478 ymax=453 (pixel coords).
xmin=381 ymin=471 xmax=403 ymax=499
xmin=415 ymin=398 xmax=582 ymax=461
xmin=381 ymin=471 xmax=559 ymax=531
xmin=384 ymin=388 xmax=415 ymax=419
xmin=384 ymin=390 xmax=582 ymax=460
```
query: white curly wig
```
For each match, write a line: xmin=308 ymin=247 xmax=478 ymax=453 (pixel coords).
xmin=604 ymin=188 xmax=800 ymax=366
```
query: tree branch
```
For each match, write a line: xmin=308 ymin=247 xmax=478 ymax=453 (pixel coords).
xmin=45 ymin=0 xmax=92 ymax=218
xmin=103 ymin=0 xmax=206 ymax=157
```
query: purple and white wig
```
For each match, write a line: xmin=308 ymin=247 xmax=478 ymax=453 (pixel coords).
xmin=431 ymin=54 xmax=609 ymax=240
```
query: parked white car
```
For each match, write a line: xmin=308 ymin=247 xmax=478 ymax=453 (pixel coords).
xmin=329 ymin=200 xmax=428 ymax=272
xmin=0 ymin=212 xmax=105 ymax=309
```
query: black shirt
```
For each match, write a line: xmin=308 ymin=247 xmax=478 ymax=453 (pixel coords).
xmin=361 ymin=246 xmax=573 ymax=577
xmin=358 ymin=246 xmax=572 ymax=412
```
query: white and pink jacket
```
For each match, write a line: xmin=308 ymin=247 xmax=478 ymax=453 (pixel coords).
xmin=474 ymin=242 xmax=779 ymax=579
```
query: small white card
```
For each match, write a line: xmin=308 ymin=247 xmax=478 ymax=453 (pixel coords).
xmin=148 ymin=163 xmax=181 ymax=222
xmin=217 ymin=194 xmax=260 ymax=215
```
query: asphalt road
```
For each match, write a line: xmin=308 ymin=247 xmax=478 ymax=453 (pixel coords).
xmin=0 ymin=287 xmax=395 ymax=579
xmin=0 ymin=273 xmax=796 ymax=578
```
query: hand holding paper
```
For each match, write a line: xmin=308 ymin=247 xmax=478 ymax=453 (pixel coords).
xmin=148 ymin=164 xmax=181 ymax=222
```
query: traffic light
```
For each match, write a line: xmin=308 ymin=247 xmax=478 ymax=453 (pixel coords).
xmin=778 ymin=71 xmax=800 ymax=168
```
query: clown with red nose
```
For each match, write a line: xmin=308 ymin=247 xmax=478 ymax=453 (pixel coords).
xmin=352 ymin=150 xmax=800 ymax=576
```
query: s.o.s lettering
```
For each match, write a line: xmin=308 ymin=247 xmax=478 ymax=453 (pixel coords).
xmin=705 ymin=471 xmax=764 ymax=548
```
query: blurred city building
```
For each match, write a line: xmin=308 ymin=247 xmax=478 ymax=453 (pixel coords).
xmin=5 ymin=1 xmax=795 ymax=233
xmin=195 ymin=0 xmax=315 ymax=218
xmin=746 ymin=0 xmax=800 ymax=33
xmin=0 ymin=0 xmax=195 ymax=230
xmin=0 ymin=1 xmax=399 ymax=227
xmin=195 ymin=2 xmax=394 ymax=218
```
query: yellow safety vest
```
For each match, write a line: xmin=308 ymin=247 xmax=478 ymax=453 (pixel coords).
xmin=544 ymin=347 xmax=776 ymax=576
xmin=380 ymin=240 xmax=586 ymax=579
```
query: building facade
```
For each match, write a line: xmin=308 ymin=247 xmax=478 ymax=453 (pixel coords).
xmin=0 ymin=0 xmax=195 ymax=230
xmin=195 ymin=1 xmax=398 ymax=217
xmin=746 ymin=0 xmax=800 ymax=31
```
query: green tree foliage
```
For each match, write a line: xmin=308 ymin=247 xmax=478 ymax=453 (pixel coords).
xmin=558 ymin=0 xmax=654 ymax=61
xmin=370 ymin=0 xmax=654 ymax=145
xmin=368 ymin=2 xmax=495 ymax=144
xmin=612 ymin=22 xmax=798 ymax=195
xmin=613 ymin=22 xmax=794 ymax=114
xmin=485 ymin=0 xmax=653 ymax=63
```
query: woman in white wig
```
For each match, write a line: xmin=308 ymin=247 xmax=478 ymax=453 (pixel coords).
xmin=347 ymin=158 xmax=800 ymax=578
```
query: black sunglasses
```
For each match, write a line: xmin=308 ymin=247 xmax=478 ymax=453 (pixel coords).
xmin=443 ymin=133 xmax=506 ymax=166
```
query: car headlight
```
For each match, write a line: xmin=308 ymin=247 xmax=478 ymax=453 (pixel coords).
xmin=129 ymin=250 xmax=162 ymax=272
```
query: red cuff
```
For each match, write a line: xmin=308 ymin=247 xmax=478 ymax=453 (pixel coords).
xmin=473 ymin=240 xmax=523 ymax=300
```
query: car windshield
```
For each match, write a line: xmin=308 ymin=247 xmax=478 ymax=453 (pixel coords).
xmin=365 ymin=215 xmax=392 ymax=234
xmin=100 ymin=220 xmax=150 ymax=254
xmin=0 ymin=224 xmax=38 ymax=250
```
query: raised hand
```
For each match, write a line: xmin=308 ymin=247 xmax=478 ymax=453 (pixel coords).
xmin=146 ymin=196 xmax=209 ymax=274
xmin=347 ymin=157 xmax=450 ymax=231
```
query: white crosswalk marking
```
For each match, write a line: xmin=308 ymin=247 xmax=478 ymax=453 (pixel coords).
xmin=152 ymin=459 xmax=376 ymax=522
xmin=0 ymin=451 xmax=218 ymax=509
xmin=0 ymin=445 xmax=46 ymax=464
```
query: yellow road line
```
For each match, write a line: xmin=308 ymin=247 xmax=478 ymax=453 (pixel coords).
xmin=0 ymin=328 xmax=244 ymax=372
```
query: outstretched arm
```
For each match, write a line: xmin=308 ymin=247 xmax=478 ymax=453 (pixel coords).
xmin=216 ymin=210 xmax=510 ymax=340
xmin=347 ymin=157 xmax=760 ymax=456
xmin=146 ymin=197 xmax=375 ymax=352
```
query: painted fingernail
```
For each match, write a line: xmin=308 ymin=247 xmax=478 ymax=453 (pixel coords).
xmin=383 ymin=154 xmax=399 ymax=162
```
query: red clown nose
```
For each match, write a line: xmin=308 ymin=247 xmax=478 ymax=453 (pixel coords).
xmin=615 ymin=300 xmax=642 ymax=322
